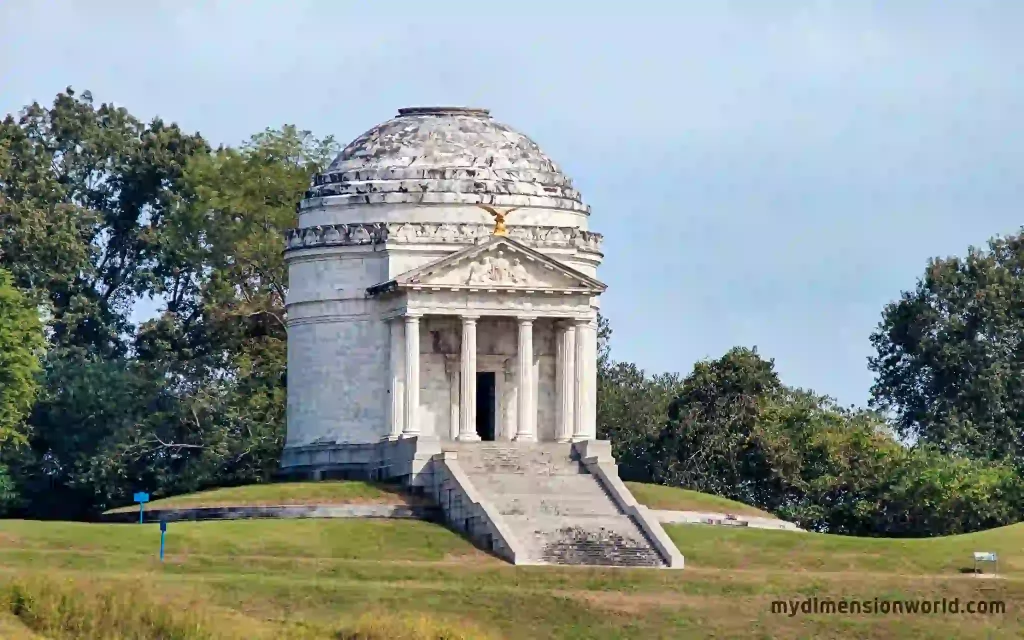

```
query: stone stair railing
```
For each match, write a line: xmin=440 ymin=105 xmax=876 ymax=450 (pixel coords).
xmin=572 ymin=441 xmax=686 ymax=569
xmin=430 ymin=451 xmax=533 ymax=564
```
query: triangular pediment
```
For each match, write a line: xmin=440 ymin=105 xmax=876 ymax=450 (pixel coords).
xmin=367 ymin=236 xmax=605 ymax=295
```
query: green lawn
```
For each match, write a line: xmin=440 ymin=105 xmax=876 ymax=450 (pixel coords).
xmin=670 ymin=522 xmax=1024 ymax=575
xmin=104 ymin=481 xmax=424 ymax=513
xmin=626 ymin=482 xmax=776 ymax=518
xmin=0 ymin=517 xmax=1021 ymax=638
xmin=105 ymin=480 xmax=776 ymax=520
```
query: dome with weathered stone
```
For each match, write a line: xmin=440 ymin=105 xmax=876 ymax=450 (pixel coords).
xmin=306 ymin=107 xmax=588 ymax=213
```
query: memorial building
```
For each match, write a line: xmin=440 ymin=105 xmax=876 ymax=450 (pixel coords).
xmin=281 ymin=107 xmax=683 ymax=567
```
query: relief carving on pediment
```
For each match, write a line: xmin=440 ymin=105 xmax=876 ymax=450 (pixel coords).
xmin=466 ymin=250 xmax=531 ymax=286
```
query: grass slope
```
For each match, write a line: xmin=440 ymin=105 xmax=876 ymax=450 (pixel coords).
xmin=105 ymin=480 xmax=776 ymax=520
xmin=105 ymin=481 xmax=424 ymax=513
xmin=625 ymin=482 xmax=775 ymax=518
xmin=1 ymin=518 xmax=1021 ymax=638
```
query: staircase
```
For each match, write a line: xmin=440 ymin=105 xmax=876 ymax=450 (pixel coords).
xmin=437 ymin=443 xmax=671 ymax=568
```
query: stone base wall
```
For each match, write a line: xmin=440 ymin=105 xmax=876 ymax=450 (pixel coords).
xmin=279 ymin=437 xmax=441 ymax=487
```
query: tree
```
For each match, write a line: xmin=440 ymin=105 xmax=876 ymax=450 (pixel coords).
xmin=638 ymin=343 xmax=1024 ymax=537
xmin=124 ymin=127 xmax=338 ymax=499
xmin=0 ymin=268 xmax=45 ymax=447
xmin=0 ymin=87 xmax=208 ymax=357
xmin=595 ymin=313 xmax=684 ymax=480
xmin=869 ymin=230 xmax=1024 ymax=463
xmin=598 ymin=363 xmax=683 ymax=481
xmin=650 ymin=347 xmax=799 ymax=507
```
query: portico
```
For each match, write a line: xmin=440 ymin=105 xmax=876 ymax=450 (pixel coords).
xmin=383 ymin=311 xmax=597 ymax=444
xmin=370 ymin=234 xmax=604 ymax=445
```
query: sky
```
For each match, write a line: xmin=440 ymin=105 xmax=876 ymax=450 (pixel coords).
xmin=2 ymin=0 xmax=1022 ymax=407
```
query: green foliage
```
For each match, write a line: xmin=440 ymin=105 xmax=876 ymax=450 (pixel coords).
xmin=0 ymin=87 xmax=209 ymax=358
xmin=1 ymin=90 xmax=335 ymax=518
xmin=869 ymin=229 xmax=1024 ymax=462
xmin=873 ymin=447 xmax=1024 ymax=537
xmin=0 ymin=465 xmax=17 ymax=514
xmin=126 ymin=126 xmax=338 ymax=504
xmin=599 ymin=342 xmax=1024 ymax=537
xmin=597 ymin=361 xmax=681 ymax=481
xmin=0 ymin=269 xmax=44 ymax=449
xmin=595 ymin=313 xmax=684 ymax=481
xmin=650 ymin=347 xmax=797 ymax=508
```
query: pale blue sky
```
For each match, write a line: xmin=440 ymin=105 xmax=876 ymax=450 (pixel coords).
xmin=2 ymin=1 xmax=1022 ymax=407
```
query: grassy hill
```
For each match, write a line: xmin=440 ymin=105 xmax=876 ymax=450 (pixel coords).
xmin=2 ymin=482 xmax=1020 ymax=638
xmin=105 ymin=480 xmax=778 ymax=518
xmin=104 ymin=480 xmax=425 ymax=513
xmin=625 ymin=482 xmax=776 ymax=517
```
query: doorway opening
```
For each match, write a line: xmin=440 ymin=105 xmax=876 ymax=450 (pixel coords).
xmin=476 ymin=371 xmax=496 ymax=441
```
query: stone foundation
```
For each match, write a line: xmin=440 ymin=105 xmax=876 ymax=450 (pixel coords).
xmin=279 ymin=436 xmax=441 ymax=487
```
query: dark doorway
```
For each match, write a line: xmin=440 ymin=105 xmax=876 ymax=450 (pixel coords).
xmin=476 ymin=372 xmax=496 ymax=441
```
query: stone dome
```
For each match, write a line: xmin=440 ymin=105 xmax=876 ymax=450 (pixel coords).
xmin=306 ymin=107 xmax=589 ymax=213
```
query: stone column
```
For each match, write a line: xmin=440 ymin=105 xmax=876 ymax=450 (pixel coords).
xmin=445 ymin=356 xmax=460 ymax=441
xmin=514 ymin=316 xmax=536 ymax=442
xmin=403 ymin=313 xmax=420 ymax=437
xmin=572 ymin=318 xmax=589 ymax=441
xmin=458 ymin=315 xmax=480 ymax=441
xmin=386 ymin=317 xmax=405 ymax=440
xmin=555 ymin=321 xmax=576 ymax=443
xmin=583 ymin=317 xmax=598 ymax=439
xmin=503 ymin=360 xmax=517 ymax=442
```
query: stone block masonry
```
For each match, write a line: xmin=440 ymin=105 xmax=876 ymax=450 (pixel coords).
xmin=434 ymin=442 xmax=683 ymax=568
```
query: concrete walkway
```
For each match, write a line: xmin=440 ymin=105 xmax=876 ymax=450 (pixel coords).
xmin=653 ymin=509 xmax=801 ymax=531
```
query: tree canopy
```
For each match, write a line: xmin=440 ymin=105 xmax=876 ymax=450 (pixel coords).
xmin=0 ymin=268 xmax=45 ymax=447
xmin=869 ymin=231 xmax=1024 ymax=464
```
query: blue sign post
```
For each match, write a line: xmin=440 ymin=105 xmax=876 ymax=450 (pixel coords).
xmin=133 ymin=491 xmax=150 ymax=524
xmin=159 ymin=520 xmax=167 ymax=562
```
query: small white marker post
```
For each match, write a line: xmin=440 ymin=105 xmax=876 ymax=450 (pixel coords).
xmin=973 ymin=551 xmax=998 ymax=576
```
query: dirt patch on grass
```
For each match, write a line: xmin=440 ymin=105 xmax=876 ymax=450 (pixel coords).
xmin=564 ymin=590 xmax=694 ymax=614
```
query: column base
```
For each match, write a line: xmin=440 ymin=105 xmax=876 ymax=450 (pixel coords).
xmin=555 ymin=437 xmax=572 ymax=444
xmin=513 ymin=434 xmax=537 ymax=443
xmin=457 ymin=433 xmax=482 ymax=442
xmin=401 ymin=431 xmax=422 ymax=439
xmin=380 ymin=434 xmax=402 ymax=442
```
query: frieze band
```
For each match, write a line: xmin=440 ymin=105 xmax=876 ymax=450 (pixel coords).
xmin=283 ymin=223 xmax=603 ymax=253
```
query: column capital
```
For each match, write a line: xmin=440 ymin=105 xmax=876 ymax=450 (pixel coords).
xmin=516 ymin=315 xmax=537 ymax=324
xmin=460 ymin=313 xmax=480 ymax=323
xmin=404 ymin=312 xmax=422 ymax=321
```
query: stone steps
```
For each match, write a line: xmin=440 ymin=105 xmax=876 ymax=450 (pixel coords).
xmin=503 ymin=514 xmax=664 ymax=568
xmin=447 ymin=446 xmax=585 ymax=476
xmin=541 ymin=539 xmax=664 ymax=567
xmin=467 ymin=472 xmax=611 ymax=496
xmin=489 ymin=493 xmax=622 ymax=517
xmin=443 ymin=444 xmax=668 ymax=568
